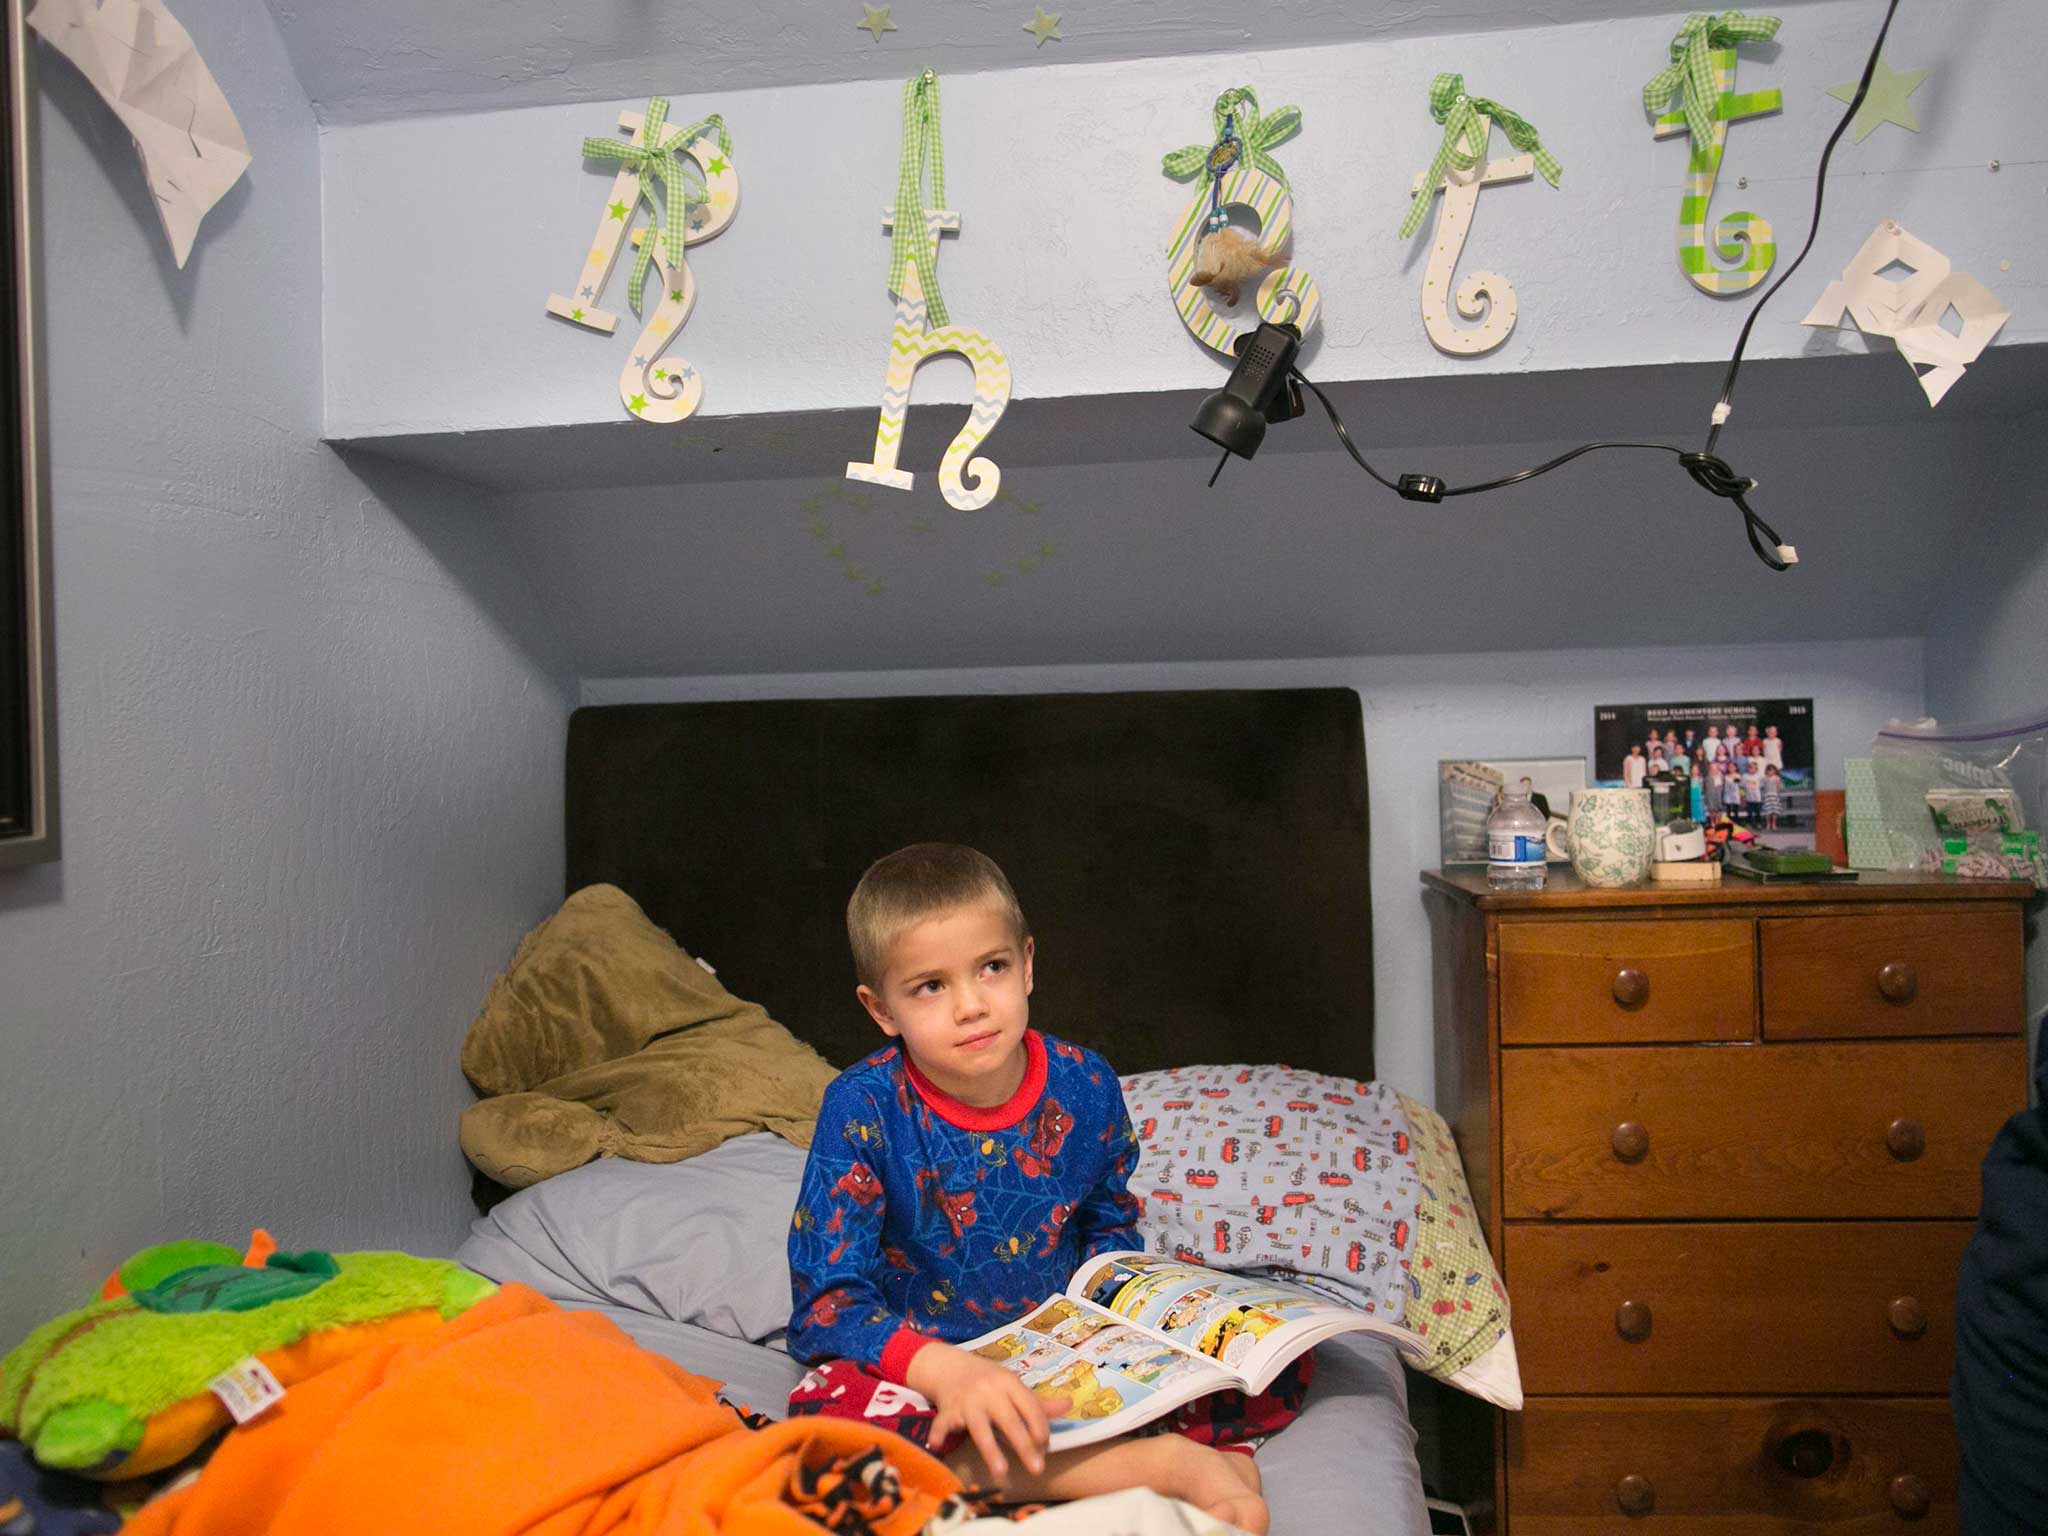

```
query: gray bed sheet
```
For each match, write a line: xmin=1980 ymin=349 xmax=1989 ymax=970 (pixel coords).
xmin=570 ymin=1304 xmax=1428 ymax=1536
xmin=1260 ymin=1331 xmax=1429 ymax=1536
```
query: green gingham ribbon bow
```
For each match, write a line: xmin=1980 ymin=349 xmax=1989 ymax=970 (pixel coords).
xmin=581 ymin=98 xmax=732 ymax=313
xmin=1399 ymin=73 xmax=1562 ymax=238
xmin=1643 ymin=11 xmax=1782 ymax=147
xmin=1161 ymin=86 xmax=1302 ymax=190
xmin=890 ymin=70 xmax=950 ymax=326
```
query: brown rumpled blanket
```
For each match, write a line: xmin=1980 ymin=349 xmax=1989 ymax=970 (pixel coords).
xmin=460 ymin=884 xmax=838 ymax=1188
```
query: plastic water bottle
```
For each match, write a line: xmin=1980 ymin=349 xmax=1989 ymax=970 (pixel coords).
xmin=1487 ymin=779 xmax=1549 ymax=890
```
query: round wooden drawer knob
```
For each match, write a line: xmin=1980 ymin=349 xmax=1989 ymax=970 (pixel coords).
xmin=1615 ymin=1300 xmax=1653 ymax=1343
xmin=1878 ymin=961 xmax=1919 ymax=1005
xmin=1615 ymin=1474 xmax=1655 ymax=1517
xmin=1612 ymin=1121 xmax=1650 ymax=1163
xmin=1889 ymin=1472 xmax=1931 ymax=1519
xmin=1887 ymin=1119 xmax=1927 ymax=1162
xmin=1612 ymin=967 xmax=1650 ymax=1008
xmin=1888 ymin=1296 xmax=1928 ymax=1339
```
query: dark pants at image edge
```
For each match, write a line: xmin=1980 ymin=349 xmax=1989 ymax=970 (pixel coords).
xmin=1953 ymin=1024 xmax=2048 ymax=1535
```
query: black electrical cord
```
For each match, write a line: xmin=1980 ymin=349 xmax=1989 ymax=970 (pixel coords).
xmin=1288 ymin=0 xmax=1904 ymax=571
xmin=1294 ymin=371 xmax=1798 ymax=574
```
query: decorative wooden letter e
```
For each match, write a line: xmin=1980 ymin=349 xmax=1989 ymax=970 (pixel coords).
xmin=1644 ymin=14 xmax=1783 ymax=295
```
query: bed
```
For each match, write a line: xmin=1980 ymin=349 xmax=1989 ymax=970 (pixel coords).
xmin=459 ymin=687 xmax=1434 ymax=1536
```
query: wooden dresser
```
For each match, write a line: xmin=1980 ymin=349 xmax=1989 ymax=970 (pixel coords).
xmin=1422 ymin=868 xmax=2033 ymax=1534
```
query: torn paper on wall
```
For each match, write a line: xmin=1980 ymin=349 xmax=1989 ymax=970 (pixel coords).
xmin=27 ymin=0 xmax=251 ymax=268
xmin=1802 ymin=220 xmax=2009 ymax=406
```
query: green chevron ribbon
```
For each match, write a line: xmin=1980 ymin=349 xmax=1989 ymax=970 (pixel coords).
xmin=1643 ymin=11 xmax=1782 ymax=147
xmin=1399 ymin=73 xmax=1562 ymax=238
xmin=890 ymin=70 xmax=950 ymax=326
xmin=581 ymin=99 xmax=732 ymax=313
xmin=1161 ymin=86 xmax=1302 ymax=191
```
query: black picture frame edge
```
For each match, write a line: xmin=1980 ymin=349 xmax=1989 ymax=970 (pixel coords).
xmin=0 ymin=1 xmax=57 ymax=869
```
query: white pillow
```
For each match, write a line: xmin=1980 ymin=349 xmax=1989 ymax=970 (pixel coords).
xmin=456 ymin=1131 xmax=806 ymax=1344
xmin=1120 ymin=1064 xmax=1521 ymax=1410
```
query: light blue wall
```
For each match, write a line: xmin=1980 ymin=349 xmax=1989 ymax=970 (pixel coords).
xmin=1926 ymin=420 xmax=2048 ymax=724
xmin=589 ymin=637 xmax=1924 ymax=1103
xmin=0 ymin=1 xmax=574 ymax=1346
xmin=321 ymin=0 xmax=2047 ymax=439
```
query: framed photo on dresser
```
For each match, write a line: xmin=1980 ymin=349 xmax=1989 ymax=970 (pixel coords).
xmin=1594 ymin=698 xmax=1816 ymax=849
xmin=0 ymin=0 xmax=56 ymax=866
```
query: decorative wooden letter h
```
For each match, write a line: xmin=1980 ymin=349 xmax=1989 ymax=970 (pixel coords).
xmin=846 ymin=71 xmax=1011 ymax=512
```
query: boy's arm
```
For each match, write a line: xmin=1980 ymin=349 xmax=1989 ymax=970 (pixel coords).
xmin=1072 ymin=1097 xmax=1145 ymax=1259
xmin=786 ymin=1085 xmax=928 ymax=1380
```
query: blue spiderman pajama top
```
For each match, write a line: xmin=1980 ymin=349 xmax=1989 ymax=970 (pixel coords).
xmin=786 ymin=1029 xmax=1143 ymax=1383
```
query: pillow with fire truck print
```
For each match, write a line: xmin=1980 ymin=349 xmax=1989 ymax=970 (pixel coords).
xmin=1117 ymin=1065 xmax=1517 ymax=1404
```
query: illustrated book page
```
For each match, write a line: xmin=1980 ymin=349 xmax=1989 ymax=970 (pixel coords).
xmin=953 ymin=1250 xmax=1385 ymax=1450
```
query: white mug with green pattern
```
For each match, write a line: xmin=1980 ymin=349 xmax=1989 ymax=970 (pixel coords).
xmin=1545 ymin=787 xmax=1654 ymax=886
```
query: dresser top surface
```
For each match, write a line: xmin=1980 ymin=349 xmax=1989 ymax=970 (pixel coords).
xmin=1422 ymin=866 xmax=2036 ymax=911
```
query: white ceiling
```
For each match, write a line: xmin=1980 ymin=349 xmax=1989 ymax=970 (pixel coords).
xmin=341 ymin=346 xmax=2048 ymax=679
xmin=265 ymin=0 xmax=1827 ymax=124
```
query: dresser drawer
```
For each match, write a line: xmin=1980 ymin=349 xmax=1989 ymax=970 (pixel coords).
xmin=1508 ymin=1221 xmax=1966 ymax=1395
xmin=1501 ymin=1040 xmax=2018 ymax=1219
xmin=1760 ymin=909 xmax=2024 ymax=1039
xmin=1507 ymin=1395 xmax=1958 ymax=1534
xmin=1500 ymin=918 xmax=1755 ymax=1044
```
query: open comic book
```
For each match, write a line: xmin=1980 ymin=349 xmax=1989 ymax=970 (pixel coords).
xmin=954 ymin=1250 xmax=1397 ymax=1451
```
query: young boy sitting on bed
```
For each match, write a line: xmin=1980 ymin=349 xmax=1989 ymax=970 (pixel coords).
xmin=786 ymin=843 xmax=1280 ymax=1533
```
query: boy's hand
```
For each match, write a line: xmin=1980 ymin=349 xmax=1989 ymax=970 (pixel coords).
xmin=904 ymin=1341 xmax=1071 ymax=1479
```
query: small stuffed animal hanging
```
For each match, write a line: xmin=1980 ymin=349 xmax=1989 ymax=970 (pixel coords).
xmin=1189 ymin=226 xmax=1281 ymax=306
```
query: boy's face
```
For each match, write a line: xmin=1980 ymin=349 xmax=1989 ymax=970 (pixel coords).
xmin=858 ymin=900 xmax=1034 ymax=1106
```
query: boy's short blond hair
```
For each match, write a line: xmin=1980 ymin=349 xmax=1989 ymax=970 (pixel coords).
xmin=847 ymin=843 xmax=1030 ymax=989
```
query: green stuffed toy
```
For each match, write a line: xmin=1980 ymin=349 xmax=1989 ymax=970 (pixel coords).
xmin=1 ymin=1232 xmax=493 ymax=1478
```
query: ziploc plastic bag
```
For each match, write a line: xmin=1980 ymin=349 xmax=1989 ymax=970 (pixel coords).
xmin=1870 ymin=712 xmax=2048 ymax=888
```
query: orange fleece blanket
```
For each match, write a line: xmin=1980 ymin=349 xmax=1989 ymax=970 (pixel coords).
xmin=123 ymin=1285 xmax=959 ymax=1536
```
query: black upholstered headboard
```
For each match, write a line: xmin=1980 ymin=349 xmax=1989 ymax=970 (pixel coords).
xmin=564 ymin=688 xmax=1373 ymax=1080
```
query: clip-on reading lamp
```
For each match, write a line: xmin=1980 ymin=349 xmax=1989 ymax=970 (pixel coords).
xmin=1193 ymin=0 xmax=1908 ymax=573
xmin=1191 ymin=299 xmax=1306 ymax=482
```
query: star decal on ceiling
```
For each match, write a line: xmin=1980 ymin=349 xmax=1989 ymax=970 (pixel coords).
xmin=856 ymin=5 xmax=897 ymax=43
xmin=1022 ymin=7 xmax=1062 ymax=46
xmin=1827 ymin=53 xmax=1927 ymax=142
